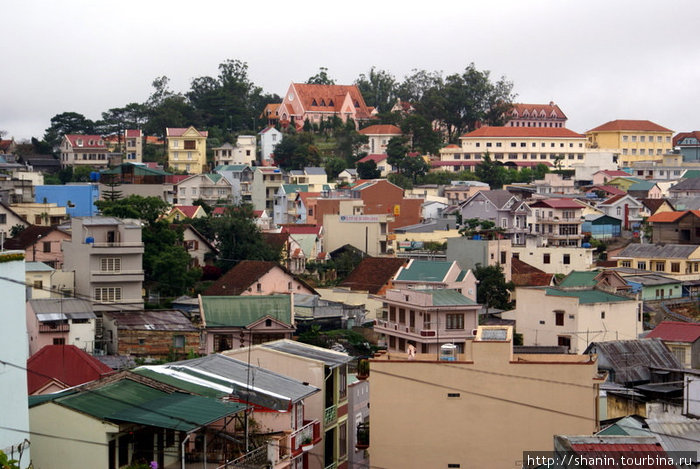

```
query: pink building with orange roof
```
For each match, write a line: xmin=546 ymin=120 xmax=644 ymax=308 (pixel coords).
xmin=505 ymin=101 xmax=567 ymax=128
xmin=277 ymin=83 xmax=373 ymax=129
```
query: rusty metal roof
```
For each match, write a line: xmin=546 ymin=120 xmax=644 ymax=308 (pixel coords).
xmin=584 ymin=339 xmax=681 ymax=384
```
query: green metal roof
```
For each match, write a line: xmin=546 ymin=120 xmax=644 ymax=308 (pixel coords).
xmin=205 ymin=173 xmax=224 ymax=183
xmin=545 ymin=288 xmax=633 ymax=304
xmin=282 ymin=184 xmax=308 ymax=194
xmin=558 ymin=271 xmax=598 ymax=288
xmin=200 ymin=295 xmax=292 ymax=328
xmin=395 ymin=260 xmax=452 ymax=282
xmin=683 ymin=170 xmax=700 ymax=178
xmin=455 ymin=270 xmax=467 ymax=282
xmin=31 ymin=378 xmax=245 ymax=432
xmin=425 ymin=289 xmax=478 ymax=306
xmin=215 ymin=165 xmax=249 ymax=171
xmin=132 ymin=369 xmax=227 ymax=399
xmin=629 ymin=181 xmax=656 ymax=191
xmin=100 ymin=164 xmax=170 ymax=176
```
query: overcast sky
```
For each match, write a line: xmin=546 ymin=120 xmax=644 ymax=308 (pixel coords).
xmin=3 ymin=0 xmax=700 ymax=141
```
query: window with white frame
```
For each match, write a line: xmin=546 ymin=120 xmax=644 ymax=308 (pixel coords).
xmin=100 ymin=258 xmax=121 ymax=272
xmin=95 ymin=287 xmax=122 ymax=302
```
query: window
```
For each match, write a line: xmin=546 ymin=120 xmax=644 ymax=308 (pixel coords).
xmin=184 ymin=140 xmax=196 ymax=150
xmin=0 ymin=214 xmax=5 ymax=224
xmin=33 ymin=280 xmax=43 ymax=290
xmin=654 ymin=261 xmax=665 ymax=272
xmin=95 ymin=287 xmax=122 ymax=302
xmin=640 ymin=136 xmax=645 ymax=142
xmin=637 ymin=261 xmax=647 ymax=270
xmin=256 ymin=283 xmax=262 ymax=292
xmin=510 ymin=142 xmax=517 ymax=147
xmin=631 ymin=136 xmax=637 ymax=142
xmin=445 ymin=314 xmax=464 ymax=330
xmin=557 ymin=336 xmax=571 ymax=351
xmin=555 ymin=311 xmax=564 ymax=326
xmin=543 ymin=253 xmax=550 ymax=264
xmin=339 ymin=365 xmax=347 ymax=400
xmin=601 ymin=311 xmax=605 ymax=319
xmin=616 ymin=206 xmax=622 ymax=216
xmin=53 ymin=338 xmax=66 ymax=345
xmin=563 ymin=254 xmax=570 ymax=265
xmin=389 ymin=306 xmax=396 ymax=322
xmin=671 ymin=262 xmax=680 ymax=273
xmin=338 ymin=421 xmax=347 ymax=459
xmin=622 ymin=135 xmax=628 ymax=142
xmin=621 ymin=260 xmax=631 ymax=268
xmin=500 ymin=251 xmax=507 ymax=264
xmin=173 ymin=335 xmax=185 ymax=348
xmin=424 ymin=312 xmax=431 ymax=329
xmin=100 ymin=258 xmax=121 ymax=272
xmin=399 ymin=308 xmax=406 ymax=324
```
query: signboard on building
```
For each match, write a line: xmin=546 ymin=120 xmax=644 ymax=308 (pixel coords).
xmin=339 ymin=215 xmax=382 ymax=223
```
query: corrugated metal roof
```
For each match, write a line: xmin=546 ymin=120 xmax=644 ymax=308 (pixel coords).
xmin=545 ymin=288 xmax=633 ymax=304
xmin=646 ymin=321 xmax=700 ymax=343
xmin=424 ymin=289 xmax=478 ymax=306
xmin=558 ymin=271 xmax=598 ymax=287
xmin=200 ymin=295 xmax=292 ymax=328
xmin=136 ymin=354 xmax=319 ymax=410
xmin=25 ymin=262 xmax=54 ymax=272
xmin=623 ymin=274 xmax=681 ymax=287
xmin=262 ymin=339 xmax=353 ymax=368
xmin=584 ymin=339 xmax=681 ymax=384
xmin=104 ymin=310 xmax=196 ymax=331
xmin=646 ymin=417 xmax=700 ymax=460
xmin=395 ymin=260 xmax=454 ymax=282
xmin=616 ymin=243 xmax=699 ymax=259
xmin=29 ymin=298 xmax=94 ymax=315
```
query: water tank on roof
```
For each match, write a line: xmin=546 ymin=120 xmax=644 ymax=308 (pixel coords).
xmin=85 ymin=237 xmax=94 ymax=244
xmin=582 ymin=242 xmax=591 ymax=248
xmin=472 ymin=234 xmax=481 ymax=240
xmin=439 ymin=343 xmax=457 ymax=361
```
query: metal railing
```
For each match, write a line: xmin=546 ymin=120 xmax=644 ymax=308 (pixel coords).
xmin=324 ymin=405 xmax=337 ymax=426
xmin=216 ymin=445 xmax=267 ymax=469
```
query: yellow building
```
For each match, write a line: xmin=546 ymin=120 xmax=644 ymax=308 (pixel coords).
xmin=443 ymin=126 xmax=588 ymax=170
xmin=613 ymin=243 xmax=700 ymax=281
xmin=369 ymin=326 xmax=601 ymax=469
xmin=10 ymin=202 xmax=68 ymax=226
xmin=166 ymin=126 xmax=208 ymax=174
xmin=585 ymin=120 xmax=673 ymax=166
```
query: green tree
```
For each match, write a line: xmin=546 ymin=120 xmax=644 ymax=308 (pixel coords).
xmin=101 ymin=173 xmax=123 ymax=201
xmin=43 ymin=112 xmax=96 ymax=148
xmin=401 ymin=114 xmax=442 ymax=155
xmin=272 ymin=133 xmax=321 ymax=170
xmin=306 ymin=67 xmax=335 ymax=85
xmin=458 ymin=218 xmax=505 ymax=239
xmin=474 ymin=264 xmax=514 ymax=311
xmin=356 ymin=160 xmax=381 ymax=179
xmin=325 ymin=157 xmax=346 ymax=179
xmin=95 ymin=195 xmax=169 ymax=225
xmin=397 ymin=69 xmax=443 ymax=102
xmin=475 ymin=152 xmax=507 ymax=189
xmin=143 ymin=222 xmax=201 ymax=298
xmin=333 ymin=125 xmax=368 ymax=166
xmin=211 ymin=205 xmax=281 ymax=272
xmin=354 ymin=67 xmax=397 ymax=113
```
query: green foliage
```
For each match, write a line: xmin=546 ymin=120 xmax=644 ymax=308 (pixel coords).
xmin=354 ymin=67 xmax=397 ymax=113
xmin=324 ymin=157 xmax=346 ymax=179
xmin=0 ymin=450 xmax=20 ymax=469
xmin=43 ymin=111 xmax=96 ymax=148
xmin=458 ymin=218 xmax=505 ymax=239
xmin=95 ymin=195 xmax=169 ymax=225
xmin=9 ymin=224 xmax=26 ymax=238
xmin=143 ymin=222 xmax=201 ymax=298
xmin=474 ymin=263 xmax=515 ymax=311
xmin=387 ymin=172 xmax=413 ymax=190
xmin=385 ymin=136 xmax=428 ymax=182
xmin=306 ymin=67 xmax=335 ymax=85
xmin=272 ymin=132 xmax=321 ymax=170
xmin=211 ymin=204 xmax=282 ymax=272
xmin=401 ymin=114 xmax=442 ymax=155
xmin=475 ymin=152 xmax=507 ymax=189
xmin=356 ymin=159 xmax=381 ymax=179
xmin=333 ymin=125 xmax=368 ymax=166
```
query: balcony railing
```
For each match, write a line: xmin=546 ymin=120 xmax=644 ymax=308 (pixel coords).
xmin=324 ymin=464 xmax=337 ymax=469
xmin=290 ymin=419 xmax=321 ymax=457
xmin=88 ymin=242 xmax=144 ymax=248
xmin=324 ymin=405 xmax=337 ymax=426
xmin=91 ymin=269 xmax=144 ymax=276
xmin=39 ymin=323 xmax=69 ymax=333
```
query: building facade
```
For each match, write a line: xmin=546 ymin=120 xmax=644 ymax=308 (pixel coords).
xmin=166 ymin=126 xmax=208 ymax=174
xmin=585 ymin=120 xmax=673 ymax=165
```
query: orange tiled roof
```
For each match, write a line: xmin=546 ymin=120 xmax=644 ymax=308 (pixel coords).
xmin=461 ymin=126 xmax=585 ymax=139
xmin=510 ymin=102 xmax=567 ymax=120
xmin=65 ymin=134 xmax=107 ymax=148
xmin=357 ymin=154 xmax=388 ymax=164
xmin=166 ymin=127 xmax=209 ymax=138
xmin=586 ymin=119 xmax=672 ymax=133
xmin=647 ymin=210 xmax=700 ymax=223
xmin=673 ymin=131 xmax=700 ymax=146
xmin=358 ymin=124 xmax=402 ymax=135
xmin=292 ymin=83 xmax=372 ymax=120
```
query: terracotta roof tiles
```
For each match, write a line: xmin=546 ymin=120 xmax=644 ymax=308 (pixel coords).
xmin=339 ymin=257 xmax=407 ymax=294
xmin=587 ymin=119 xmax=672 ymax=133
xmin=27 ymin=345 xmax=114 ymax=394
xmin=358 ymin=124 xmax=402 ymax=135
xmin=646 ymin=321 xmax=700 ymax=343
xmin=461 ymin=126 xmax=585 ymax=139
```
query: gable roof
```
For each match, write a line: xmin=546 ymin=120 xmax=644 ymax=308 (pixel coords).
xmin=282 ymin=224 xmax=321 ymax=236
xmin=27 ymin=345 xmax=114 ymax=394
xmin=200 ymin=295 xmax=293 ymax=328
xmin=166 ymin=127 xmax=209 ymax=138
xmin=169 ymin=205 xmax=206 ymax=219
xmin=640 ymin=198 xmax=670 ymax=213
xmin=64 ymin=134 xmax=107 ymax=149
xmin=544 ymin=287 xmax=633 ymax=304
xmin=669 ymin=177 xmax=700 ymax=192
xmin=647 ymin=210 xmax=700 ymax=223
xmin=646 ymin=321 xmax=700 ymax=343
xmin=586 ymin=185 xmax=626 ymax=196
xmin=358 ymin=124 xmax=402 ymax=135
xmin=291 ymin=83 xmax=372 ymax=120
xmin=628 ymin=181 xmax=657 ymax=192
xmin=558 ymin=271 xmax=599 ymax=288
xmin=599 ymin=194 xmax=642 ymax=207
xmin=461 ymin=126 xmax=584 ymax=139
xmin=262 ymin=232 xmax=289 ymax=251
xmin=529 ymin=198 xmax=582 ymax=209
xmin=616 ymin=243 xmax=699 ymax=259
xmin=587 ymin=120 xmax=673 ymax=133
xmin=357 ymin=153 xmax=388 ymax=164
xmin=509 ymin=102 xmax=567 ymax=119
xmin=204 ymin=260 xmax=316 ymax=296
xmin=422 ymin=289 xmax=478 ymax=306
xmin=465 ymin=189 xmax=518 ymax=210
xmin=339 ymin=257 xmax=407 ymax=293
xmin=394 ymin=259 xmax=456 ymax=283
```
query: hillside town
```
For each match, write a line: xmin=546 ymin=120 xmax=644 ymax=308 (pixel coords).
xmin=2 ymin=76 xmax=700 ymax=469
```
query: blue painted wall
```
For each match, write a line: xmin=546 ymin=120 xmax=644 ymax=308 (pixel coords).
xmin=35 ymin=184 xmax=100 ymax=217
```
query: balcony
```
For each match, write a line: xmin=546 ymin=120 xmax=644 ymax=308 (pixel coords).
xmin=88 ymin=242 xmax=144 ymax=255
xmin=324 ymin=405 xmax=337 ymax=426
xmin=90 ymin=269 xmax=145 ymax=283
xmin=356 ymin=423 xmax=369 ymax=450
xmin=290 ymin=419 xmax=322 ymax=458
xmin=39 ymin=323 xmax=69 ymax=333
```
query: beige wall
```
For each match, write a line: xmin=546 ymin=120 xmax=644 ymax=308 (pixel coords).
xmin=30 ymin=402 xmax=118 ymax=469
xmin=323 ymin=214 xmax=389 ymax=256
xmin=512 ymin=246 xmax=593 ymax=274
xmin=504 ymin=288 xmax=641 ymax=353
xmin=316 ymin=287 xmax=383 ymax=321
xmin=370 ymin=337 xmax=599 ymax=469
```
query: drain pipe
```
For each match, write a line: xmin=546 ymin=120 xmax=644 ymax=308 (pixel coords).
xmin=181 ymin=433 xmax=192 ymax=469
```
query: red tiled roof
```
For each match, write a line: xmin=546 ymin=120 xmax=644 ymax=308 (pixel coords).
xmin=282 ymin=224 xmax=321 ymax=235
xmin=125 ymin=129 xmax=141 ymax=137
xmin=600 ymin=194 xmax=634 ymax=206
xmin=509 ymin=102 xmax=567 ymax=120
xmin=4 ymin=225 xmax=68 ymax=250
xmin=461 ymin=126 xmax=585 ymax=139
xmin=647 ymin=210 xmax=700 ymax=223
xmin=339 ymin=257 xmax=407 ymax=294
xmin=166 ymin=174 xmax=190 ymax=184
xmin=65 ymin=134 xmax=107 ymax=148
xmin=166 ymin=127 xmax=209 ymax=137
xmin=646 ymin=321 xmax=700 ymax=343
xmin=292 ymin=83 xmax=372 ymax=120
xmin=27 ymin=345 xmax=114 ymax=394
xmin=530 ymin=198 xmax=582 ymax=209
xmin=296 ymin=192 xmax=321 ymax=207
xmin=673 ymin=131 xmax=700 ymax=146
xmin=171 ymin=206 xmax=202 ymax=219
xmin=0 ymin=139 xmax=13 ymax=151
xmin=444 ymin=144 xmax=460 ymax=149
xmin=358 ymin=124 xmax=402 ymax=135
xmin=357 ymin=154 xmax=388 ymax=164
xmin=587 ymin=119 xmax=672 ymax=133
xmin=212 ymin=207 xmax=225 ymax=215
xmin=511 ymin=257 xmax=553 ymax=287
xmin=145 ymin=136 xmax=164 ymax=145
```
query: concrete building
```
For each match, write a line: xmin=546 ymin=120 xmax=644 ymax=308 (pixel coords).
xmin=443 ymin=181 xmax=490 ymax=206
xmin=0 ymin=251 xmax=31 ymax=468
xmin=375 ymin=288 xmax=480 ymax=354
xmin=369 ymin=326 xmax=600 ymax=469
xmin=26 ymin=298 xmax=96 ymax=355
xmin=392 ymin=259 xmax=478 ymax=300
xmin=505 ymin=102 xmax=567 ymax=128
xmin=59 ymin=134 xmax=111 ymax=169
xmin=458 ymin=189 xmax=531 ymax=246
xmin=98 ymin=163 xmax=174 ymax=204
xmin=61 ymin=217 xmax=145 ymax=313
xmin=166 ymin=126 xmax=208 ymax=174
xmin=11 ymin=202 xmax=68 ymax=226
xmin=174 ymin=173 xmax=232 ymax=206
xmin=647 ymin=210 xmax=700 ymax=244
xmin=259 ymin=126 xmax=282 ymax=165
xmin=597 ymin=194 xmax=645 ymax=231
xmin=503 ymin=286 xmax=642 ymax=353
xmin=323 ymin=213 xmax=392 ymax=256
xmin=447 ymin=237 xmax=512 ymax=282
xmin=613 ymin=243 xmax=700 ymax=280
xmin=213 ymin=135 xmax=256 ymax=166
xmin=512 ymin=245 xmax=594 ymax=275
xmin=224 ymin=340 xmax=354 ymax=469
xmin=35 ymin=183 xmax=99 ymax=217
xmin=358 ymin=124 xmax=402 ymax=154
xmin=585 ymin=120 xmax=673 ymax=166
xmin=528 ymin=198 xmax=585 ymax=247
xmin=277 ymin=82 xmax=373 ymax=128
xmin=123 ymin=129 xmax=143 ymax=162
xmin=251 ymin=166 xmax=284 ymax=212
xmin=3 ymin=225 xmax=70 ymax=268
xmin=647 ymin=321 xmax=700 ymax=369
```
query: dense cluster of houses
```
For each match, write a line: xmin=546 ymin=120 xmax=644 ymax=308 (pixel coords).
xmin=1 ymin=85 xmax=700 ymax=468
